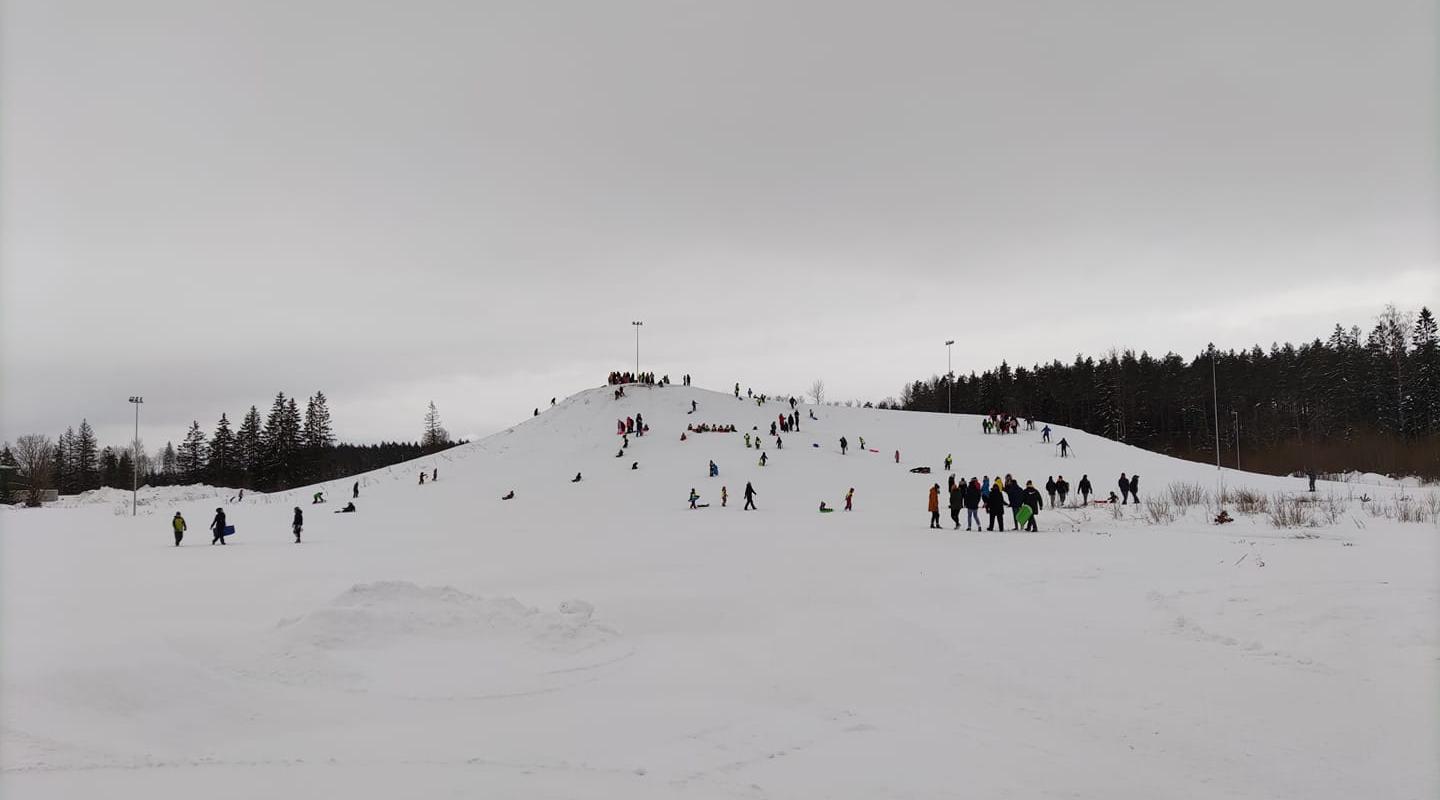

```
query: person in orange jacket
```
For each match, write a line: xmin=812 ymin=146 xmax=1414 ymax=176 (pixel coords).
xmin=927 ymin=483 xmax=941 ymax=529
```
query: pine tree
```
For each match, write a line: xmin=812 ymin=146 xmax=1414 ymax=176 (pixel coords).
xmin=178 ymin=421 xmax=208 ymax=483
xmin=99 ymin=446 xmax=119 ymax=489
xmin=209 ymin=413 xmax=237 ymax=487
xmin=261 ymin=392 xmax=304 ymax=489
xmin=422 ymin=402 xmax=448 ymax=448
xmin=237 ymin=405 xmax=263 ymax=488
xmin=161 ymin=441 xmax=178 ymax=478
xmin=0 ymin=443 xmax=16 ymax=503
xmin=75 ymin=420 xmax=99 ymax=491
xmin=116 ymin=449 xmax=134 ymax=491
xmin=55 ymin=428 xmax=75 ymax=495
xmin=1411 ymin=307 xmax=1439 ymax=436
xmin=302 ymin=391 xmax=335 ymax=450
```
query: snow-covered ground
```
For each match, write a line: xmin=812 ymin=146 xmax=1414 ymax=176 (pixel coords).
xmin=3 ymin=385 xmax=1437 ymax=799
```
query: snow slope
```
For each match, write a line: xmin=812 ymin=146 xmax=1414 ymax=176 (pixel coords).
xmin=3 ymin=385 xmax=1437 ymax=799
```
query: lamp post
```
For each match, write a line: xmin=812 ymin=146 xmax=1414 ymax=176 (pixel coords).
xmin=631 ymin=321 xmax=643 ymax=377
xmin=1232 ymin=409 xmax=1240 ymax=471
xmin=1209 ymin=345 xmax=1222 ymax=502
xmin=128 ymin=396 xmax=144 ymax=516
xmin=944 ymin=339 xmax=955 ymax=414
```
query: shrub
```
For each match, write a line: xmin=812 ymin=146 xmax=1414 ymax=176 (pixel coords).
xmin=1268 ymin=494 xmax=1316 ymax=529
xmin=1232 ymin=488 xmax=1269 ymax=515
xmin=1143 ymin=497 xmax=1178 ymax=525
xmin=1166 ymin=482 xmax=1209 ymax=507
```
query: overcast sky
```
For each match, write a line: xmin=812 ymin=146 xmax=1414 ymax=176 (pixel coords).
xmin=2 ymin=0 xmax=1436 ymax=449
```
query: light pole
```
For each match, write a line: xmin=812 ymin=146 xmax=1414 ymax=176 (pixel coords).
xmin=631 ymin=321 xmax=643 ymax=377
xmin=1232 ymin=409 xmax=1240 ymax=471
xmin=1209 ymin=345 xmax=1222 ymax=501
xmin=944 ymin=339 xmax=955 ymax=414
xmin=128 ymin=396 xmax=144 ymax=516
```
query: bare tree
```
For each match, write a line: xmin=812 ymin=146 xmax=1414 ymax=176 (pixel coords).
xmin=13 ymin=434 xmax=54 ymax=505
xmin=809 ymin=379 xmax=826 ymax=406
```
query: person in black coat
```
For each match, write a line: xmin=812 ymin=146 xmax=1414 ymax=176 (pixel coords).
xmin=1118 ymin=473 xmax=1130 ymax=504
xmin=1005 ymin=480 xmax=1026 ymax=528
xmin=964 ymin=478 xmax=983 ymax=530
xmin=1078 ymin=474 xmax=1092 ymax=504
xmin=948 ymin=483 xmax=964 ymax=529
xmin=293 ymin=507 xmax=303 ymax=543
xmin=1129 ymin=474 xmax=1140 ymax=502
xmin=984 ymin=485 xmax=1007 ymax=531
xmin=210 ymin=507 xmax=227 ymax=545
xmin=1045 ymin=476 xmax=1057 ymax=507
xmin=1022 ymin=482 xmax=1043 ymax=532
xmin=1056 ymin=476 xmax=1070 ymax=506
xmin=743 ymin=481 xmax=757 ymax=510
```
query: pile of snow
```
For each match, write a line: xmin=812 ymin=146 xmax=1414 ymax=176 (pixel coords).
xmin=250 ymin=582 xmax=624 ymax=699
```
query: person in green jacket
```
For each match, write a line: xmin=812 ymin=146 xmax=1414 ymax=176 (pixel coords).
xmin=171 ymin=512 xmax=186 ymax=546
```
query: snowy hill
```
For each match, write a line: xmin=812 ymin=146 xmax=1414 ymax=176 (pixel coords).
xmin=2 ymin=384 xmax=1437 ymax=799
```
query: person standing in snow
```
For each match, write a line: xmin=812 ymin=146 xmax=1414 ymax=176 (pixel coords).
xmin=984 ymin=484 xmax=1007 ymax=531
xmin=1128 ymin=474 xmax=1140 ymax=502
xmin=1005 ymin=479 xmax=1025 ymax=528
xmin=948 ymin=481 xmax=963 ymax=529
xmin=1045 ymin=476 xmax=1057 ymax=507
xmin=845 ymin=488 xmax=854 ymax=511
xmin=743 ymin=481 xmax=757 ymax=510
xmin=353 ymin=481 xmax=360 ymax=499
xmin=292 ymin=506 xmax=303 ymax=543
xmin=839 ymin=437 xmax=848 ymax=455
xmin=1041 ymin=425 xmax=1052 ymax=443
xmin=928 ymin=484 xmax=942 ymax=529
xmin=419 ymin=472 xmax=426 ymax=485
xmin=721 ymin=486 xmax=728 ymax=507
xmin=1058 ymin=438 xmax=1071 ymax=457
xmin=1056 ymin=475 xmax=1070 ymax=506
xmin=944 ymin=454 xmax=953 ymax=471
xmin=210 ymin=507 xmax=227 ymax=545
xmin=1118 ymin=473 xmax=1130 ymax=504
xmin=1307 ymin=469 xmax=1317 ymax=492
xmin=759 ymin=452 xmax=768 ymax=467
xmin=894 ymin=450 xmax=900 ymax=464
xmin=1022 ymin=481 xmax=1043 ymax=531
xmin=964 ymin=477 xmax=983 ymax=530
xmin=172 ymin=512 xmax=187 ymax=546
xmin=1078 ymin=474 xmax=1092 ymax=504
xmin=689 ymin=489 xmax=700 ymax=509
xmin=432 ymin=468 xmax=438 ymax=481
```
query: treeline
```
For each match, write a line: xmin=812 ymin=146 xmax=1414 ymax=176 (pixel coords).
xmin=891 ymin=306 xmax=1440 ymax=479
xmin=2 ymin=393 xmax=463 ymax=502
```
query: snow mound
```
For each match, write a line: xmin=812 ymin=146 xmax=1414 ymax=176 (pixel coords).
xmin=253 ymin=582 xmax=627 ymax=699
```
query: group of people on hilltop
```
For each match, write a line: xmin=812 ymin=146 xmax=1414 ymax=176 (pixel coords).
xmin=775 ymin=411 xmax=801 ymax=433
xmin=608 ymin=371 xmax=667 ymax=386
xmin=982 ymin=413 xmax=1022 ymax=434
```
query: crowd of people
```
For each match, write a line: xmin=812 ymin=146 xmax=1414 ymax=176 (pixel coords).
xmin=982 ymin=413 xmax=1022 ymax=434
xmin=687 ymin=422 xmax=736 ymax=433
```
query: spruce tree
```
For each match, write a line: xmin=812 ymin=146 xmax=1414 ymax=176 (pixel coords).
xmin=303 ymin=391 xmax=335 ymax=450
xmin=209 ymin=413 xmax=237 ymax=487
xmin=162 ymin=441 xmax=178 ymax=478
xmin=1411 ymin=307 xmax=1439 ymax=436
xmin=75 ymin=420 xmax=99 ymax=491
xmin=261 ymin=393 xmax=304 ymax=489
xmin=55 ymin=428 xmax=75 ymax=495
xmin=99 ymin=446 xmax=119 ymax=489
xmin=178 ymin=421 xmax=209 ymax=483
xmin=237 ymin=405 xmax=263 ymax=488
xmin=0 ymin=443 xmax=15 ymax=503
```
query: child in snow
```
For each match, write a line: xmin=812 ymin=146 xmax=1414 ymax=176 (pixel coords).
xmin=845 ymin=488 xmax=854 ymax=511
xmin=689 ymin=489 xmax=700 ymax=509
xmin=172 ymin=512 xmax=186 ymax=546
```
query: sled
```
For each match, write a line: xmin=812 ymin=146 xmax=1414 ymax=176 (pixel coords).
xmin=819 ymin=508 xmax=835 ymax=514
xmin=222 ymin=525 xmax=236 ymax=537
xmin=1015 ymin=506 xmax=1033 ymax=527
xmin=908 ymin=467 xmax=931 ymax=474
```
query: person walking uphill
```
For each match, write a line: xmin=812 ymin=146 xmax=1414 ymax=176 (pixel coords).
xmin=210 ymin=507 xmax=227 ymax=545
xmin=928 ymin=484 xmax=942 ymax=529
xmin=1078 ymin=474 xmax=1092 ymax=504
xmin=293 ymin=506 xmax=304 ymax=543
xmin=1118 ymin=473 xmax=1130 ymax=504
xmin=1045 ymin=476 xmax=1057 ymax=507
xmin=1005 ymin=479 xmax=1026 ymax=528
xmin=1128 ymin=474 xmax=1140 ymax=503
xmin=743 ymin=481 xmax=757 ymax=510
xmin=172 ymin=512 xmax=187 ymax=546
